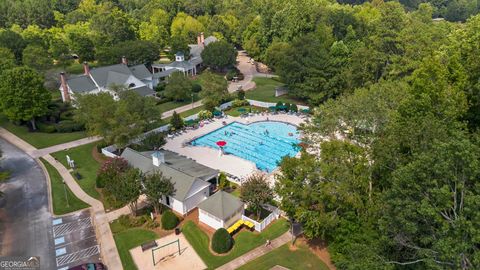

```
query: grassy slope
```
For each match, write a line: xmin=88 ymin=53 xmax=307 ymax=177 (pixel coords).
xmin=246 ymin=78 xmax=304 ymax=105
xmin=182 ymin=219 xmax=289 ymax=269
xmin=237 ymin=243 xmax=330 ymax=270
xmin=0 ymin=115 xmax=87 ymax=149
xmin=113 ymin=228 xmax=158 ymax=270
xmin=40 ymin=158 xmax=89 ymax=215
xmin=50 ymin=142 xmax=101 ymax=200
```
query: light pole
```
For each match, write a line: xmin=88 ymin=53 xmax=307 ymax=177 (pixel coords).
xmin=191 ymin=93 xmax=194 ymax=108
xmin=63 ymin=179 xmax=69 ymax=207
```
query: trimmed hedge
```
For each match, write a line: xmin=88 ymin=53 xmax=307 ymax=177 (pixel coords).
xmin=161 ymin=210 xmax=179 ymax=230
xmin=55 ymin=120 xmax=84 ymax=133
xmin=211 ymin=228 xmax=233 ymax=254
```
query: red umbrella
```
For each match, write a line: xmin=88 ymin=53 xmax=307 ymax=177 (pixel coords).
xmin=216 ymin=140 xmax=227 ymax=147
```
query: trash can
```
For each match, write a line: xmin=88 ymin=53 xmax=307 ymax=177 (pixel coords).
xmin=175 ymin=228 xmax=181 ymax=235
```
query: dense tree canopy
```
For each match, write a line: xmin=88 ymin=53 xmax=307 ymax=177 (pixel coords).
xmin=201 ymin=40 xmax=237 ymax=70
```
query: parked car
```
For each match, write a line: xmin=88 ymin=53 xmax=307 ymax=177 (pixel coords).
xmin=68 ymin=263 xmax=105 ymax=270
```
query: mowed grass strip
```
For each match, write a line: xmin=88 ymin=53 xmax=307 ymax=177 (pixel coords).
xmin=182 ymin=218 xmax=289 ymax=269
xmin=237 ymin=243 xmax=330 ymax=270
xmin=40 ymin=158 xmax=89 ymax=215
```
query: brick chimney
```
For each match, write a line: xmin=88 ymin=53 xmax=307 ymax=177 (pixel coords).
xmin=83 ymin=61 xmax=90 ymax=75
xmin=201 ymin=32 xmax=205 ymax=46
xmin=122 ymin=56 xmax=128 ymax=65
xmin=197 ymin=34 xmax=201 ymax=45
xmin=60 ymin=72 xmax=70 ymax=103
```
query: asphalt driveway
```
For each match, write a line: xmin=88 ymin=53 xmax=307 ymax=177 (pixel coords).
xmin=0 ymin=138 xmax=56 ymax=269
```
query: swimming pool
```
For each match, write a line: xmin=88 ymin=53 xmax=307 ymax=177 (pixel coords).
xmin=191 ymin=121 xmax=300 ymax=172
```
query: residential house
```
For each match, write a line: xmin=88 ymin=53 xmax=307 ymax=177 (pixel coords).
xmin=151 ymin=32 xmax=218 ymax=78
xmin=59 ymin=57 xmax=161 ymax=102
xmin=120 ymin=147 xmax=219 ymax=215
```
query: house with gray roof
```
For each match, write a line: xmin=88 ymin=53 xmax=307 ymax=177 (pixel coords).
xmin=198 ymin=191 xmax=244 ymax=230
xmin=151 ymin=33 xmax=218 ymax=78
xmin=120 ymin=147 xmax=219 ymax=215
xmin=59 ymin=57 xmax=157 ymax=103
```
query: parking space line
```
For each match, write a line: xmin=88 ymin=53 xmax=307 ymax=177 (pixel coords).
xmin=53 ymin=217 xmax=92 ymax=237
xmin=56 ymin=245 xmax=100 ymax=267
xmin=55 ymin=247 xmax=66 ymax=257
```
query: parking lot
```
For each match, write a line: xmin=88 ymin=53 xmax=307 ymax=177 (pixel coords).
xmin=52 ymin=210 xmax=101 ymax=270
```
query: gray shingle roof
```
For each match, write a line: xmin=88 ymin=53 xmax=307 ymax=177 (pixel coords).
xmin=152 ymin=68 xmax=178 ymax=79
xmin=129 ymin=65 xmax=152 ymax=80
xmin=106 ymin=71 xmax=130 ymax=87
xmin=89 ymin=64 xmax=134 ymax=88
xmin=198 ymin=191 xmax=244 ymax=220
xmin=67 ymin=76 xmax=97 ymax=93
xmin=120 ymin=148 xmax=218 ymax=201
xmin=132 ymin=86 xmax=155 ymax=97
xmin=166 ymin=61 xmax=195 ymax=70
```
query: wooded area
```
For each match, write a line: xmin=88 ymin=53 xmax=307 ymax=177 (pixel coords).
xmin=0 ymin=0 xmax=479 ymax=269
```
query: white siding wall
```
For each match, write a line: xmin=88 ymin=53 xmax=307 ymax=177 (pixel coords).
xmin=161 ymin=195 xmax=186 ymax=215
xmin=199 ymin=209 xmax=224 ymax=230
xmin=224 ymin=209 xmax=243 ymax=228
xmin=184 ymin=185 xmax=209 ymax=213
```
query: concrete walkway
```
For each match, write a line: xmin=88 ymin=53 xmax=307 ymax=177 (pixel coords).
xmin=228 ymin=50 xmax=258 ymax=93
xmin=0 ymin=127 xmax=123 ymax=270
xmin=216 ymin=231 xmax=293 ymax=270
xmin=31 ymin=136 xmax=102 ymax=158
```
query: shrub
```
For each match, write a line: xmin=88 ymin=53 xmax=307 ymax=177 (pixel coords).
xmin=211 ymin=228 xmax=233 ymax=253
xmin=170 ymin=111 xmax=184 ymax=131
xmin=37 ymin=122 xmax=56 ymax=133
xmin=55 ymin=120 xmax=84 ymax=133
xmin=275 ymin=101 xmax=283 ymax=108
xmin=161 ymin=210 xmax=179 ymax=230
xmin=192 ymin=83 xmax=202 ymax=93
xmin=96 ymin=140 xmax=109 ymax=153
xmin=198 ymin=110 xmax=213 ymax=120
xmin=139 ymin=132 xmax=166 ymax=151
xmin=284 ymin=102 xmax=290 ymax=112
xmin=290 ymin=103 xmax=298 ymax=112
xmin=226 ymin=70 xmax=236 ymax=81
xmin=59 ymin=110 xmax=74 ymax=121
xmin=232 ymin=99 xmax=250 ymax=108
xmin=237 ymin=90 xmax=245 ymax=100
xmin=218 ymin=172 xmax=229 ymax=190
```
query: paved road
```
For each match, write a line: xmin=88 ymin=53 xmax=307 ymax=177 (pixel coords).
xmin=0 ymin=138 xmax=56 ymax=270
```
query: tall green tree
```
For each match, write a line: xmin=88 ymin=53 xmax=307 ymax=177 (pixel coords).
xmin=199 ymin=71 xmax=228 ymax=111
xmin=22 ymin=45 xmax=52 ymax=72
xmin=201 ymin=40 xmax=237 ymax=71
xmin=164 ymin=71 xmax=192 ymax=101
xmin=0 ymin=47 xmax=16 ymax=74
xmin=0 ymin=30 xmax=26 ymax=63
xmin=143 ymin=171 xmax=175 ymax=214
xmin=96 ymin=40 xmax=160 ymax=65
xmin=108 ymin=167 xmax=142 ymax=216
xmin=241 ymin=173 xmax=273 ymax=219
xmin=0 ymin=67 xmax=50 ymax=130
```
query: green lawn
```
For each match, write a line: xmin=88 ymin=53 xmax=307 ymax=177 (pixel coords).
xmin=50 ymin=142 xmax=101 ymax=200
xmin=0 ymin=116 xmax=87 ymax=149
xmin=161 ymin=105 xmax=206 ymax=122
xmin=182 ymin=218 xmax=289 ymax=269
xmin=113 ymin=228 xmax=159 ymax=270
xmin=66 ymin=62 xmax=99 ymax=74
xmin=40 ymin=158 xmax=89 ymax=215
xmin=157 ymin=94 xmax=200 ymax=114
xmin=246 ymin=78 xmax=305 ymax=105
xmin=237 ymin=243 xmax=330 ymax=270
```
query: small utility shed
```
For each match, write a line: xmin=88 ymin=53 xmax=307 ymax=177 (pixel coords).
xmin=198 ymin=191 xmax=244 ymax=230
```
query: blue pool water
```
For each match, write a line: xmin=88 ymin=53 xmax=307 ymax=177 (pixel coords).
xmin=191 ymin=121 xmax=300 ymax=172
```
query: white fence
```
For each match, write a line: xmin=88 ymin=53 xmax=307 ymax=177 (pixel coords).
xmin=241 ymin=205 xmax=280 ymax=232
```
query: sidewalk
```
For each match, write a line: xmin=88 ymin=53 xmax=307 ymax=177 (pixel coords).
xmin=31 ymin=136 xmax=102 ymax=158
xmin=0 ymin=128 xmax=123 ymax=270
xmin=216 ymin=231 xmax=293 ymax=270
xmin=161 ymin=100 xmax=203 ymax=119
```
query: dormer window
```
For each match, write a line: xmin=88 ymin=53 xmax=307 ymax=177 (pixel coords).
xmin=175 ymin=52 xmax=185 ymax=62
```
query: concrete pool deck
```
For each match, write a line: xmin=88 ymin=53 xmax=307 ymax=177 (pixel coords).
xmin=163 ymin=113 xmax=307 ymax=180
